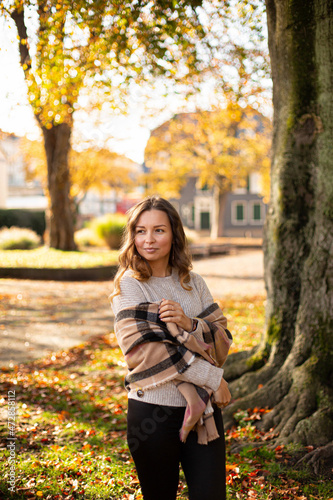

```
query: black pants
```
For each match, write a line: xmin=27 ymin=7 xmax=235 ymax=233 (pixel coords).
xmin=127 ymin=399 xmax=226 ymax=500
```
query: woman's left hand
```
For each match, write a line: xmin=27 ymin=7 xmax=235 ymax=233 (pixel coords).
xmin=213 ymin=377 xmax=231 ymax=409
xmin=159 ymin=299 xmax=192 ymax=332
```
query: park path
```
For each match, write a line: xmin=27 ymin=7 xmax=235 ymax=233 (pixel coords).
xmin=192 ymin=248 xmax=265 ymax=298
xmin=0 ymin=249 xmax=265 ymax=366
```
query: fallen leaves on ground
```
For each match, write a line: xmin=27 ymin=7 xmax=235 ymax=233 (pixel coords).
xmin=0 ymin=295 xmax=332 ymax=499
xmin=217 ymin=295 xmax=266 ymax=352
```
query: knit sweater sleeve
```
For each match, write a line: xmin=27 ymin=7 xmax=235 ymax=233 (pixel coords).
xmin=189 ymin=273 xmax=229 ymax=347
xmin=111 ymin=274 xmax=148 ymax=316
xmin=177 ymin=358 xmax=223 ymax=391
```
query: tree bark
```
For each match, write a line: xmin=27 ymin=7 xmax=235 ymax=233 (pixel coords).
xmin=211 ymin=187 xmax=227 ymax=238
xmin=42 ymin=123 xmax=76 ymax=250
xmin=210 ymin=174 xmax=229 ymax=238
xmin=224 ymin=0 xmax=333 ymax=447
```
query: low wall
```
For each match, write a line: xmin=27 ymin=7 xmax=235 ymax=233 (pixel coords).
xmin=0 ymin=265 xmax=118 ymax=281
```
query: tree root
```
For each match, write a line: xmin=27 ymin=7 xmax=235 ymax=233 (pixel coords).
xmin=223 ymin=346 xmax=268 ymax=382
xmin=258 ymin=363 xmax=317 ymax=435
xmin=223 ymin=364 xmax=291 ymax=429
xmin=229 ymin=362 xmax=279 ymax=400
xmin=225 ymin=354 xmax=333 ymax=447
xmin=296 ymin=441 xmax=333 ymax=475
xmin=260 ymin=362 xmax=333 ymax=447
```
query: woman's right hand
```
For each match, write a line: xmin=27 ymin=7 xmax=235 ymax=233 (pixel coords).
xmin=213 ymin=377 xmax=231 ymax=408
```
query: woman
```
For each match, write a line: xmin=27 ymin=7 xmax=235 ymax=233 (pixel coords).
xmin=111 ymin=196 xmax=232 ymax=500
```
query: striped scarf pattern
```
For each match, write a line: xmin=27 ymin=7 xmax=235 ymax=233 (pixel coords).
xmin=115 ymin=302 xmax=232 ymax=444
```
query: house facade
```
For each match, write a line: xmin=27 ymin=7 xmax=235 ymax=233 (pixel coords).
xmin=0 ymin=133 xmax=47 ymax=210
xmin=170 ymin=175 xmax=267 ymax=237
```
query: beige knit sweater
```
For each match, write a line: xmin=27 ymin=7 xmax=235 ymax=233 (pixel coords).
xmin=111 ymin=268 xmax=226 ymax=407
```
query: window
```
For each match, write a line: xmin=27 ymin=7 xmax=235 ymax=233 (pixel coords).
xmin=232 ymin=201 xmax=247 ymax=225
xmin=200 ymin=212 xmax=210 ymax=229
xmin=249 ymin=201 xmax=264 ymax=224
xmin=253 ymin=203 xmax=261 ymax=221
xmin=236 ymin=204 xmax=244 ymax=221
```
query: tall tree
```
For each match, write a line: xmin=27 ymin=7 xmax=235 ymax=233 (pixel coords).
xmin=144 ymin=104 xmax=271 ymax=237
xmin=224 ymin=0 xmax=333 ymax=454
xmin=1 ymin=0 xmax=210 ymax=249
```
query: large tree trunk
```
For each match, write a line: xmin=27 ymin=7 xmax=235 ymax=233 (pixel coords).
xmin=42 ymin=123 xmax=76 ymax=250
xmin=223 ymin=0 xmax=333 ymax=447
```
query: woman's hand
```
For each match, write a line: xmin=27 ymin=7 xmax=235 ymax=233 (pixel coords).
xmin=213 ymin=377 xmax=231 ymax=409
xmin=159 ymin=299 xmax=193 ymax=332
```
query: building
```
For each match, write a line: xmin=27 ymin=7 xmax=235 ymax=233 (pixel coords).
xmin=169 ymin=175 xmax=267 ymax=237
xmin=0 ymin=133 xmax=47 ymax=210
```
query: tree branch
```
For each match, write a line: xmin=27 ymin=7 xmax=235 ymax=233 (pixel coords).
xmin=10 ymin=8 xmax=31 ymax=71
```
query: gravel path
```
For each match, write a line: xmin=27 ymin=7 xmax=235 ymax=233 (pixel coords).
xmin=0 ymin=249 xmax=265 ymax=366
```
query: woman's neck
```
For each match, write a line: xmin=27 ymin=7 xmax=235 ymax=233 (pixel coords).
xmin=151 ymin=264 xmax=172 ymax=278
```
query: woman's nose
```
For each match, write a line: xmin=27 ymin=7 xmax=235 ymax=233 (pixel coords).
xmin=145 ymin=231 xmax=155 ymax=243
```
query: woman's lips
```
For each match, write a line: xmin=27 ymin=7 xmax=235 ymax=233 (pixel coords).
xmin=144 ymin=248 xmax=158 ymax=252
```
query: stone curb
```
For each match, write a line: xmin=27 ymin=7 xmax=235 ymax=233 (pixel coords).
xmin=190 ymin=242 xmax=261 ymax=258
xmin=0 ymin=265 xmax=118 ymax=281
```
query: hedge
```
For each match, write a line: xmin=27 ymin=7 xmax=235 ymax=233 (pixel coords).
xmin=0 ymin=209 xmax=46 ymax=237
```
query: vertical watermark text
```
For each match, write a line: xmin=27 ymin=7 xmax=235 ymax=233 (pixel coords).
xmin=7 ymin=390 xmax=16 ymax=493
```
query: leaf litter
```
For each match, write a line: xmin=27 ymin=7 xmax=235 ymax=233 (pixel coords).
xmin=0 ymin=293 xmax=332 ymax=499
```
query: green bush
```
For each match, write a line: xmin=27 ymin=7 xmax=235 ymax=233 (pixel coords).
xmin=184 ymin=229 xmax=195 ymax=245
xmin=0 ymin=226 xmax=41 ymax=250
xmin=91 ymin=213 xmax=127 ymax=250
xmin=0 ymin=209 xmax=46 ymax=237
xmin=74 ymin=227 xmax=105 ymax=248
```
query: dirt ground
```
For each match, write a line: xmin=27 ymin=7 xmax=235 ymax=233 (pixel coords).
xmin=0 ymin=249 xmax=265 ymax=367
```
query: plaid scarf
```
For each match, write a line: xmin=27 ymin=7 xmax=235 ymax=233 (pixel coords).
xmin=115 ymin=302 xmax=232 ymax=444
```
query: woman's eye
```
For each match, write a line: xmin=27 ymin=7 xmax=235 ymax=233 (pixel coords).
xmin=136 ymin=230 xmax=145 ymax=234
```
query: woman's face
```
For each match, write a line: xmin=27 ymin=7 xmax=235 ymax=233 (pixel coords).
xmin=134 ymin=209 xmax=173 ymax=272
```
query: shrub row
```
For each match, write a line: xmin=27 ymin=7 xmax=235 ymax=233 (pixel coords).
xmin=0 ymin=209 xmax=46 ymax=237
xmin=0 ymin=212 xmax=127 ymax=251
xmin=0 ymin=227 xmax=41 ymax=250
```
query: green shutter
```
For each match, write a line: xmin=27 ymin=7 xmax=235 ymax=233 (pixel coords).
xmin=200 ymin=212 xmax=210 ymax=229
xmin=253 ymin=204 xmax=261 ymax=220
xmin=236 ymin=204 xmax=244 ymax=221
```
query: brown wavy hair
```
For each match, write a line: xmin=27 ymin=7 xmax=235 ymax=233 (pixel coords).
xmin=111 ymin=196 xmax=193 ymax=299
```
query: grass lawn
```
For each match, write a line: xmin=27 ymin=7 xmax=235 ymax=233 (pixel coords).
xmin=0 ymin=296 xmax=332 ymax=499
xmin=218 ymin=296 xmax=266 ymax=352
xmin=0 ymin=247 xmax=119 ymax=269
